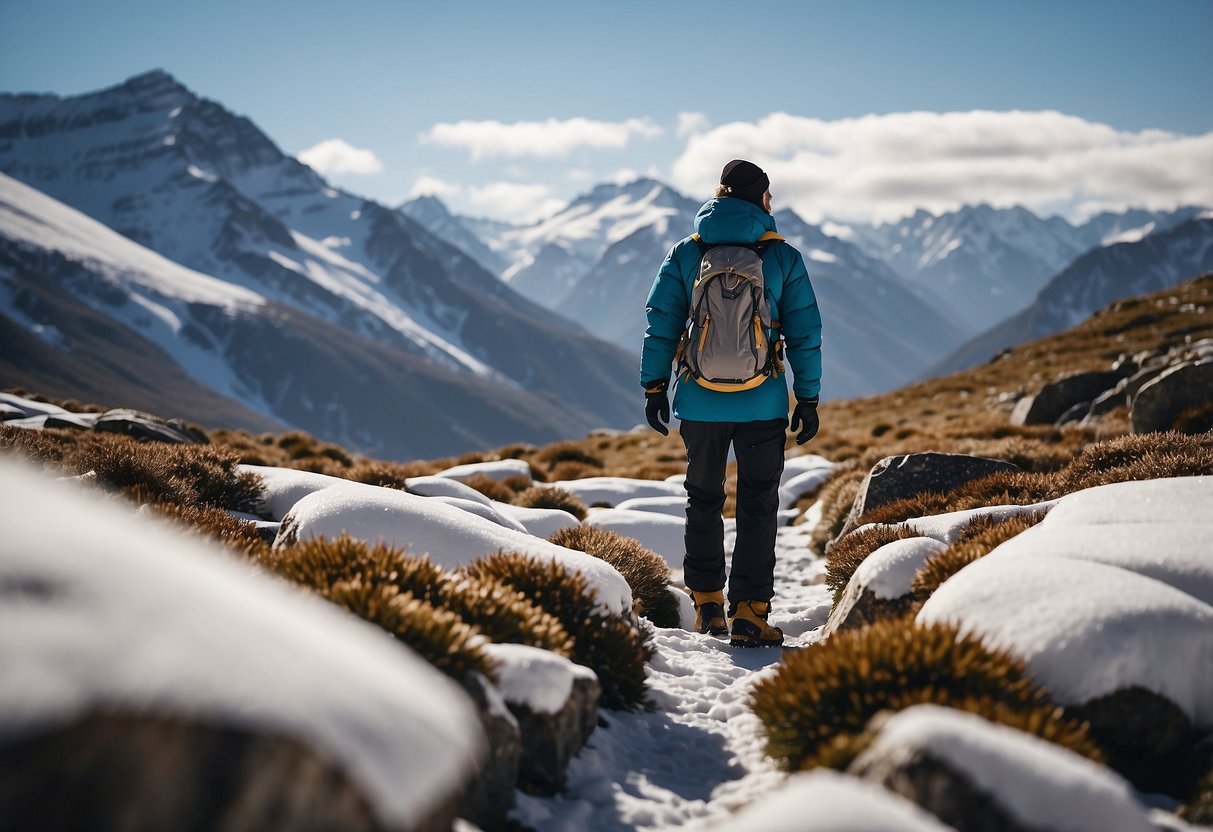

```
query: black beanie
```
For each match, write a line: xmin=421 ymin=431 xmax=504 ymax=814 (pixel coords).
xmin=720 ymin=159 xmax=770 ymax=209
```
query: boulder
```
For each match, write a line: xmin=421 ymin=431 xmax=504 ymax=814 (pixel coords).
xmin=1132 ymin=362 xmax=1213 ymax=434
xmin=93 ymin=408 xmax=208 ymax=444
xmin=1010 ymin=370 xmax=1122 ymax=425
xmin=849 ymin=705 xmax=1155 ymax=832
xmin=484 ymin=643 xmax=600 ymax=794
xmin=1084 ymin=379 xmax=1130 ymax=420
xmin=825 ymin=537 xmax=946 ymax=635
xmin=458 ymin=675 xmax=522 ymax=829
xmin=1055 ymin=400 xmax=1092 ymax=426
xmin=840 ymin=453 xmax=1018 ymax=537
xmin=0 ymin=713 xmax=400 ymax=832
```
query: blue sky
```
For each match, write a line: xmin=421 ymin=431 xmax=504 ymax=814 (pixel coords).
xmin=2 ymin=0 xmax=1211 ymax=223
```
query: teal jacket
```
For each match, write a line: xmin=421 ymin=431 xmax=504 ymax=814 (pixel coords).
xmin=641 ymin=198 xmax=822 ymax=422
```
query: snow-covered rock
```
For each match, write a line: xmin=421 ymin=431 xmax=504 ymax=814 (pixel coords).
xmin=435 ymin=459 xmax=533 ymax=484
xmin=1039 ymin=476 xmax=1213 ymax=526
xmin=918 ymin=556 xmax=1213 ymax=725
xmin=615 ymin=495 xmax=688 ymax=517
xmin=427 ymin=496 xmax=529 ymax=533
xmin=825 ymin=537 xmax=946 ymax=635
xmin=728 ymin=769 xmax=954 ymax=831
xmin=490 ymin=502 xmax=582 ymax=539
xmin=405 ymin=474 xmax=495 ymax=506
xmin=483 ymin=643 xmax=601 ymax=795
xmin=779 ymin=466 xmax=836 ymax=510
xmin=275 ymin=481 xmax=632 ymax=616
xmin=583 ymin=508 xmax=686 ymax=571
xmin=0 ymin=457 xmax=483 ymax=831
xmin=856 ymin=500 xmax=1056 ymax=546
xmin=551 ymin=476 xmax=686 ymax=507
xmin=850 ymin=705 xmax=1154 ymax=832
xmin=241 ymin=464 xmax=353 ymax=521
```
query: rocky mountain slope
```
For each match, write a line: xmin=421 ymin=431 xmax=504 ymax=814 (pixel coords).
xmin=0 ymin=70 xmax=641 ymax=456
xmin=927 ymin=216 xmax=1213 ymax=377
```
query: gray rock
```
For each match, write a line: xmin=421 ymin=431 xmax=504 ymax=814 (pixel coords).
xmin=1010 ymin=370 xmax=1122 ymax=425
xmin=1084 ymin=379 xmax=1130 ymax=420
xmin=840 ymin=453 xmax=1018 ymax=537
xmin=1123 ymin=364 xmax=1171 ymax=401
xmin=1055 ymin=400 xmax=1092 ymax=426
xmin=94 ymin=408 xmax=209 ymax=444
xmin=486 ymin=644 xmax=601 ymax=795
xmin=851 ymin=747 xmax=1030 ymax=832
xmin=458 ymin=674 xmax=522 ymax=829
xmin=0 ymin=712 xmax=415 ymax=832
xmin=1132 ymin=362 xmax=1213 ymax=434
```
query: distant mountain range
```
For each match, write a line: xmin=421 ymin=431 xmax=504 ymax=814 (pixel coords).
xmin=0 ymin=71 xmax=641 ymax=458
xmin=927 ymin=215 xmax=1213 ymax=377
xmin=403 ymin=181 xmax=1205 ymax=400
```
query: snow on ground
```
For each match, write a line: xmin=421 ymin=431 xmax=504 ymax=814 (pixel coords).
xmin=491 ymin=501 xmax=583 ymax=539
xmin=552 ymin=477 xmax=687 ymax=507
xmin=722 ymin=769 xmax=954 ymax=832
xmin=855 ymin=499 xmax=1057 ymax=545
xmin=405 ymin=475 xmax=494 ymax=505
xmin=0 ymin=457 xmax=482 ymax=831
xmin=512 ymin=515 xmax=834 ymax=831
xmin=853 ymin=705 xmax=1155 ymax=832
xmin=435 ymin=459 xmax=533 ymax=484
xmin=615 ymin=495 xmax=687 ymax=517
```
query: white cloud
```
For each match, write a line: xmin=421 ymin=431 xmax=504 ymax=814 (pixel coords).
xmin=419 ymin=117 xmax=663 ymax=160
xmin=669 ymin=110 xmax=1213 ymax=223
xmin=676 ymin=112 xmax=711 ymax=139
xmin=608 ymin=165 xmax=663 ymax=185
xmin=298 ymin=138 xmax=384 ymax=176
xmin=407 ymin=176 xmax=565 ymax=223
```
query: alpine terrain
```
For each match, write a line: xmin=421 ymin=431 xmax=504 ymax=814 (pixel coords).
xmin=0 ymin=70 xmax=640 ymax=457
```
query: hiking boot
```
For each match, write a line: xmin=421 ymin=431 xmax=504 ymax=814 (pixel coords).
xmin=729 ymin=600 xmax=784 ymax=648
xmin=690 ymin=589 xmax=728 ymax=637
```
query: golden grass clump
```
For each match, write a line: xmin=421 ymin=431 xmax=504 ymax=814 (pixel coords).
xmin=548 ymin=526 xmax=680 ymax=627
xmin=533 ymin=442 xmax=604 ymax=472
xmin=265 ymin=536 xmax=572 ymax=657
xmin=512 ymin=485 xmax=588 ymax=521
xmin=911 ymin=511 xmax=1048 ymax=598
xmin=1059 ymin=430 xmax=1213 ymax=492
xmin=465 ymin=553 xmax=653 ymax=711
xmin=1174 ymin=401 xmax=1213 ymax=435
xmin=459 ymin=474 xmax=516 ymax=503
xmin=824 ymin=523 xmax=921 ymax=598
xmin=809 ymin=464 xmax=865 ymax=554
xmin=1181 ymin=766 xmax=1213 ymax=825
xmin=145 ymin=501 xmax=269 ymax=555
xmin=750 ymin=617 xmax=1100 ymax=771
xmin=547 ymin=461 xmax=601 ymax=481
xmin=322 ymin=579 xmax=492 ymax=681
xmin=0 ymin=427 xmax=262 ymax=513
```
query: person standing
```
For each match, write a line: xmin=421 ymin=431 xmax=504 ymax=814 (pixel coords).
xmin=640 ymin=159 xmax=822 ymax=647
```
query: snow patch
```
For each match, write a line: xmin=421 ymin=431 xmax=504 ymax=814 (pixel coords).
xmin=484 ymin=643 xmax=597 ymax=715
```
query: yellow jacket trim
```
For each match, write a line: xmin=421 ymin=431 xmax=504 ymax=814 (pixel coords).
xmin=693 ymin=374 xmax=770 ymax=393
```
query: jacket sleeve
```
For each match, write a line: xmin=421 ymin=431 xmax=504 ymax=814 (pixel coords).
xmin=640 ymin=243 xmax=690 ymax=387
xmin=779 ymin=247 xmax=823 ymax=399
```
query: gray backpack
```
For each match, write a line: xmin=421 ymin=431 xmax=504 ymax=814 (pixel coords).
xmin=677 ymin=235 xmax=783 ymax=392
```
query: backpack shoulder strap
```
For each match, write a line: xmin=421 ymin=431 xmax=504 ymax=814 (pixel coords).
xmin=691 ymin=230 xmax=784 ymax=255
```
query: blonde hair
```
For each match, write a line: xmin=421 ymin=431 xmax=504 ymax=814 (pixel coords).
xmin=715 ymin=184 xmax=730 ymax=198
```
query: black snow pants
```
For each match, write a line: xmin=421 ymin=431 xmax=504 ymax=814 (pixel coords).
xmin=680 ymin=418 xmax=787 ymax=608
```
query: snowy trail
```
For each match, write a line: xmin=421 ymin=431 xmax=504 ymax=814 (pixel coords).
xmin=514 ymin=521 xmax=833 ymax=831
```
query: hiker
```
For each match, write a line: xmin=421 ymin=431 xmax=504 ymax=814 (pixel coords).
xmin=640 ymin=159 xmax=823 ymax=647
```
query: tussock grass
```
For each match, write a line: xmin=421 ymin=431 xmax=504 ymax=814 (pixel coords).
xmin=263 ymin=536 xmax=572 ymax=657
xmin=824 ymin=524 xmax=921 ymax=598
xmin=465 ymin=553 xmax=652 ymax=711
xmin=534 ymin=442 xmax=604 ymax=472
xmin=750 ymin=617 xmax=1100 ymax=771
xmin=146 ymin=502 xmax=268 ymax=551
xmin=323 ymin=580 xmax=492 ymax=681
xmin=459 ymin=474 xmax=516 ymax=503
xmin=1 ymin=427 xmax=262 ymax=512
xmin=548 ymin=526 xmax=679 ymax=627
xmin=513 ymin=486 xmax=588 ymax=521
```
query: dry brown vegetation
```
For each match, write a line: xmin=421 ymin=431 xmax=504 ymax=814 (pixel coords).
xmin=548 ymin=526 xmax=680 ymax=627
xmin=911 ymin=511 xmax=1049 ymax=598
xmin=824 ymin=523 xmax=922 ymax=598
xmin=750 ymin=617 xmax=1100 ymax=772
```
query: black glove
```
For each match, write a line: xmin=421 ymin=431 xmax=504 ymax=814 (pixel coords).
xmin=789 ymin=397 xmax=819 ymax=445
xmin=643 ymin=381 xmax=670 ymax=436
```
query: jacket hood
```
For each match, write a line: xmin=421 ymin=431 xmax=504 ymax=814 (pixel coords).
xmin=694 ymin=197 xmax=777 ymax=244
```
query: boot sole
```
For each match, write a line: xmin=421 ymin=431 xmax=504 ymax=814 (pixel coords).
xmin=729 ymin=616 xmax=783 ymax=647
xmin=729 ymin=636 xmax=784 ymax=648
